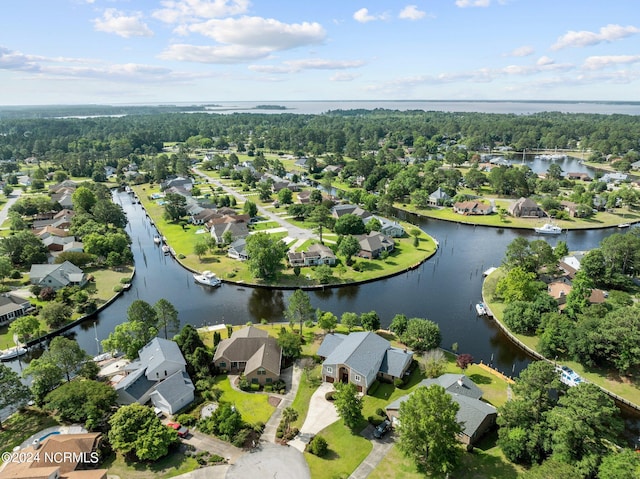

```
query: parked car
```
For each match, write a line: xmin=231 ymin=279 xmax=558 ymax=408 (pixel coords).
xmin=167 ymin=422 xmax=189 ymax=438
xmin=373 ymin=419 xmax=391 ymax=439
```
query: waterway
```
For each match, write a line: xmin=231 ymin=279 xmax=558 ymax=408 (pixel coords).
xmin=27 ymin=190 xmax=618 ymax=379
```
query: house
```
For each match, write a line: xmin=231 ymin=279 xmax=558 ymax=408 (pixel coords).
xmin=32 ymin=209 xmax=75 ymax=231
xmin=508 ymin=197 xmax=545 ymax=218
xmin=228 ymin=238 xmax=249 ymax=260
xmin=317 ymin=331 xmax=413 ymax=393
xmin=29 ymin=261 xmax=87 ymax=290
xmin=114 ymin=337 xmax=195 ymax=415
xmin=48 ymin=180 xmax=78 ymax=192
xmin=213 ymin=326 xmax=282 ymax=385
xmin=560 ymin=200 xmax=579 ymax=218
xmin=297 ymin=190 xmax=312 ymax=204
xmin=453 ymin=200 xmax=492 ymax=216
xmin=287 ymin=243 xmax=337 ymax=267
xmin=355 ymin=231 xmax=394 ymax=259
xmin=428 ymin=187 xmax=451 ymax=207
xmin=0 ymin=432 xmax=107 ymax=479
xmin=42 ymin=235 xmax=77 ymax=252
xmin=104 ymin=165 xmax=117 ymax=177
xmin=548 ymin=280 xmax=608 ymax=311
xmin=631 ymin=160 xmax=640 ymax=171
xmin=375 ymin=216 xmax=406 ymax=237
xmin=294 ymin=157 xmax=309 ymax=168
xmin=0 ymin=293 xmax=33 ymax=327
xmin=331 ymin=204 xmax=373 ymax=222
xmin=601 ymin=172 xmax=627 ymax=184
xmin=385 ymin=374 xmax=497 ymax=446
xmin=210 ymin=221 xmax=249 ymax=244
xmin=161 ymin=176 xmax=194 ymax=191
xmin=191 ymin=208 xmax=220 ymax=225
xmin=566 ymin=172 xmax=592 ymax=181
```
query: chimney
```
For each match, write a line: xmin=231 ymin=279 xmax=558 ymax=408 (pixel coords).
xmin=457 ymin=377 xmax=463 ymax=387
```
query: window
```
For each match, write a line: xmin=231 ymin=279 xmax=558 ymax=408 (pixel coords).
xmin=258 ymin=368 xmax=266 ymax=375
xmin=354 ymin=374 xmax=361 ymax=382
xmin=219 ymin=362 xmax=226 ymax=368
xmin=266 ymin=378 xmax=272 ymax=383
xmin=326 ymin=367 xmax=333 ymax=373
xmin=252 ymin=378 xmax=259 ymax=384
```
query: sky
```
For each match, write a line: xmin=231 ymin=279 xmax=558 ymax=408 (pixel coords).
xmin=1 ymin=0 xmax=640 ymax=105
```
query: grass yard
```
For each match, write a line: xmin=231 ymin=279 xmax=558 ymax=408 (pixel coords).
xmin=104 ymin=450 xmax=199 ymax=479
xmin=212 ymin=375 xmax=275 ymax=426
xmin=0 ymin=409 xmax=59 ymax=455
xmin=289 ymin=364 xmax=323 ymax=430
xmin=304 ymin=419 xmax=373 ymax=479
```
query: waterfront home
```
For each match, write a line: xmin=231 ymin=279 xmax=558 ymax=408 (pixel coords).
xmin=29 ymin=261 xmax=87 ymax=290
xmin=601 ymin=172 xmax=627 ymax=184
xmin=355 ymin=231 xmax=395 ymax=259
xmin=213 ymin=326 xmax=282 ymax=386
xmin=566 ymin=172 xmax=591 ymax=181
xmin=453 ymin=200 xmax=492 ymax=215
xmin=114 ymin=337 xmax=195 ymax=415
xmin=331 ymin=204 xmax=373 ymax=222
xmin=428 ymin=187 xmax=451 ymax=207
xmin=508 ymin=197 xmax=545 ymax=218
xmin=210 ymin=221 xmax=249 ymax=244
xmin=32 ymin=209 xmax=75 ymax=231
xmin=385 ymin=374 xmax=497 ymax=446
xmin=228 ymin=238 xmax=249 ymax=260
xmin=0 ymin=293 xmax=33 ymax=327
xmin=287 ymin=243 xmax=337 ymax=267
xmin=318 ymin=331 xmax=413 ymax=393
xmin=375 ymin=216 xmax=406 ymax=237
xmin=161 ymin=176 xmax=194 ymax=191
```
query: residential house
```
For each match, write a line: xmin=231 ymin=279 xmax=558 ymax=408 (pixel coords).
xmin=317 ymin=331 xmax=413 ymax=393
xmin=114 ymin=337 xmax=195 ymax=415
xmin=601 ymin=172 xmax=627 ymax=184
xmin=355 ymin=231 xmax=394 ymax=259
xmin=210 ymin=221 xmax=249 ymax=244
xmin=104 ymin=165 xmax=117 ymax=177
xmin=331 ymin=204 xmax=373 ymax=222
xmin=32 ymin=209 xmax=75 ymax=231
xmin=428 ymin=187 xmax=451 ymax=207
xmin=0 ymin=432 xmax=107 ymax=479
xmin=548 ymin=280 xmax=608 ymax=311
xmin=228 ymin=238 xmax=249 ymax=261
xmin=191 ymin=208 xmax=220 ymax=225
xmin=48 ymin=180 xmax=78 ymax=192
xmin=453 ymin=200 xmax=492 ymax=216
xmin=508 ymin=197 xmax=545 ymax=218
xmin=297 ymin=190 xmax=312 ymax=204
xmin=287 ymin=243 xmax=337 ymax=267
xmin=385 ymin=374 xmax=497 ymax=446
xmin=375 ymin=216 xmax=406 ymax=237
xmin=560 ymin=200 xmax=579 ymax=218
xmin=161 ymin=176 xmax=194 ymax=191
xmin=631 ymin=160 xmax=640 ymax=171
xmin=566 ymin=172 xmax=592 ymax=181
xmin=29 ymin=261 xmax=87 ymax=290
xmin=294 ymin=157 xmax=309 ymax=168
xmin=213 ymin=326 xmax=282 ymax=385
xmin=42 ymin=235 xmax=77 ymax=252
xmin=0 ymin=293 xmax=32 ymax=327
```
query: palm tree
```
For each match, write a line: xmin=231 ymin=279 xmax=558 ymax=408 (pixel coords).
xmin=282 ymin=407 xmax=298 ymax=437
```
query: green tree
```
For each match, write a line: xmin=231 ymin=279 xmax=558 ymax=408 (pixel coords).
xmin=44 ymin=380 xmax=117 ymax=430
xmin=23 ymin=358 xmax=64 ymax=406
xmin=389 ymin=314 xmax=408 ymax=336
xmin=154 ymin=298 xmax=179 ymax=340
xmin=338 ymin=235 xmax=361 ymax=265
xmin=0 ymin=364 xmax=31 ymax=428
xmin=108 ymin=403 xmax=178 ymax=461
xmin=495 ymin=267 xmax=543 ymax=303
xmin=128 ymin=299 xmax=158 ymax=329
xmin=277 ymin=327 xmax=303 ymax=359
xmin=281 ymin=407 xmax=299 ymax=437
xmin=102 ymin=320 xmax=158 ymax=359
xmin=92 ymin=201 xmax=127 ymax=228
xmin=48 ymin=336 xmax=90 ymax=382
xmin=513 ymin=361 xmax=560 ymax=422
xmin=277 ymin=187 xmax=293 ymax=205
xmin=314 ymin=264 xmax=333 ymax=284
xmin=245 ymin=232 xmax=288 ymax=279
xmin=397 ymin=385 xmax=462 ymax=475
xmin=72 ymin=186 xmax=97 ymax=213
xmin=334 ymin=382 xmax=363 ymax=430
xmin=194 ymin=240 xmax=208 ymax=260
xmin=0 ymin=230 xmax=48 ymax=266
xmin=8 ymin=314 xmax=40 ymax=344
xmin=243 ymin=200 xmax=258 ymax=217
xmin=334 ymin=214 xmax=366 ymax=235
xmin=340 ymin=312 xmax=359 ymax=331
xmin=285 ymin=289 xmax=314 ymax=335
xmin=318 ymin=311 xmax=338 ymax=333
xmin=359 ymin=310 xmax=380 ymax=331
xmin=400 ymin=318 xmax=441 ymax=352
xmin=503 ymin=237 xmax=534 ymax=272
xmin=163 ymin=192 xmax=188 ymax=222
xmin=40 ymin=302 xmax=72 ymax=329
xmin=598 ymin=449 xmax=640 ymax=479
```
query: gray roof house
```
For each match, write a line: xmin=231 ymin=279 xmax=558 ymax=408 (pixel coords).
xmin=0 ymin=293 xmax=33 ymax=327
xmin=374 ymin=216 xmax=406 ymax=238
xmin=385 ymin=374 xmax=497 ymax=446
xmin=210 ymin=221 xmax=249 ymax=244
xmin=29 ymin=261 xmax=87 ymax=290
xmin=355 ymin=231 xmax=395 ymax=259
xmin=508 ymin=197 xmax=545 ymax=218
xmin=428 ymin=187 xmax=451 ymax=206
xmin=287 ymin=243 xmax=337 ymax=267
xmin=114 ymin=337 xmax=194 ymax=415
xmin=318 ymin=332 xmax=413 ymax=393
xmin=228 ymin=238 xmax=249 ymax=261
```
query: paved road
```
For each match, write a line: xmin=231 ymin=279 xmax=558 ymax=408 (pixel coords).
xmin=0 ymin=189 xmax=22 ymax=227
xmin=225 ymin=442 xmax=310 ymax=479
xmin=192 ymin=167 xmax=318 ymax=244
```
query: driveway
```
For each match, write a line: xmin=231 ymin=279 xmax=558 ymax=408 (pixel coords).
xmin=181 ymin=429 xmax=244 ymax=465
xmin=348 ymin=424 xmax=395 ymax=479
xmin=225 ymin=442 xmax=310 ymax=479
xmin=0 ymin=188 xmax=22 ymax=227
xmin=288 ymin=382 xmax=339 ymax=452
xmin=260 ymin=362 xmax=302 ymax=443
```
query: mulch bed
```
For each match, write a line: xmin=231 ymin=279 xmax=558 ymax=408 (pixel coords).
xmin=268 ymin=396 xmax=282 ymax=407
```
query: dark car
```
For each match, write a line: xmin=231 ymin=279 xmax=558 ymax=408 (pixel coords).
xmin=167 ymin=422 xmax=189 ymax=438
xmin=373 ymin=419 xmax=391 ymax=439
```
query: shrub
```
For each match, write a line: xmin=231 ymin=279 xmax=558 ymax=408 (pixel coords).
xmin=176 ymin=413 xmax=197 ymax=427
xmin=325 ymin=391 xmax=335 ymax=401
xmin=208 ymin=454 xmax=225 ymax=463
xmin=264 ymin=385 xmax=273 ymax=392
xmin=238 ymin=375 xmax=250 ymax=391
xmin=10 ymin=270 xmax=21 ymax=279
xmin=113 ymin=285 xmax=123 ymax=293
xmin=250 ymin=383 xmax=260 ymax=391
xmin=308 ymin=435 xmax=328 ymax=457
xmin=376 ymin=408 xmax=386 ymax=418
xmin=119 ymin=277 xmax=131 ymax=284
xmin=178 ymin=253 xmax=186 ymax=259
xmin=39 ymin=287 xmax=56 ymax=301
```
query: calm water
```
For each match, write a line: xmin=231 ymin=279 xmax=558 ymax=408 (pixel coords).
xmin=41 ymin=191 xmax=614 ymax=379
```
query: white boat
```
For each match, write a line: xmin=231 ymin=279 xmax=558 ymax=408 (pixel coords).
xmin=193 ymin=271 xmax=222 ymax=287
xmin=617 ymin=223 xmax=630 ymax=229
xmin=153 ymin=235 xmax=161 ymax=245
xmin=534 ymin=223 xmax=562 ymax=235
xmin=0 ymin=347 xmax=27 ymax=361
xmin=162 ymin=245 xmax=170 ymax=255
xmin=475 ymin=303 xmax=488 ymax=316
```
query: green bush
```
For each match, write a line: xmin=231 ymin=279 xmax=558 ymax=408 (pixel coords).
xmin=308 ymin=435 xmax=328 ymax=457
xmin=113 ymin=285 xmax=123 ymax=292
xmin=119 ymin=277 xmax=131 ymax=284
xmin=176 ymin=413 xmax=197 ymax=427
xmin=178 ymin=253 xmax=186 ymax=259
xmin=376 ymin=408 xmax=386 ymax=417
xmin=264 ymin=385 xmax=273 ymax=392
xmin=10 ymin=270 xmax=21 ymax=279
xmin=250 ymin=383 xmax=260 ymax=391
xmin=208 ymin=454 xmax=225 ymax=463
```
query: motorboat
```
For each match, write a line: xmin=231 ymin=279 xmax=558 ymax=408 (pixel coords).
xmin=617 ymin=223 xmax=630 ymax=229
xmin=534 ymin=223 xmax=562 ymax=235
xmin=475 ymin=303 xmax=488 ymax=316
xmin=153 ymin=235 xmax=161 ymax=245
xmin=193 ymin=271 xmax=222 ymax=287
xmin=162 ymin=245 xmax=170 ymax=255
xmin=0 ymin=346 xmax=27 ymax=361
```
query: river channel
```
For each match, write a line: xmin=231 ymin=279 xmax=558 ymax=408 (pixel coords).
xmin=40 ymin=189 xmax=616 ymax=380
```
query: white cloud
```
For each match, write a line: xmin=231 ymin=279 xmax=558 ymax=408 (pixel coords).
xmin=179 ymin=16 xmax=325 ymax=50
xmin=552 ymin=24 xmax=640 ymax=50
xmin=249 ymin=58 xmax=365 ymax=74
xmin=93 ymin=9 xmax=154 ymax=38
xmin=330 ymin=72 xmax=358 ymax=81
xmin=353 ymin=8 xmax=387 ymax=23
xmin=455 ymin=0 xmax=490 ymax=8
xmin=583 ymin=55 xmax=640 ymax=70
xmin=505 ymin=46 xmax=534 ymax=57
xmin=153 ymin=0 xmax=250 ymax=24
xmin=159 ymin=43 xmax=271 ymax=63
xmin=536 ymin=56 xmax=554 ymax=66
xmin=399 ymin=5 xmax=426 ymax=20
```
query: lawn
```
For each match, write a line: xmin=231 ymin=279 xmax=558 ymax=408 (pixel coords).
xmin=0 ymin=409 xmax=59 ymax=455
xmin=290 ymin=364 xmax=323 ymax=430
xmin=212 ymin=375 xmax=275 ymax=426
xmin=304 ymin=419 xmax=373 ymax=479
xmin=104 ymin=450 xmax=199 ymax=479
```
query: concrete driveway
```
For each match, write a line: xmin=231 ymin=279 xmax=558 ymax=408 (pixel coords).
xmin=225 ymin=442 xmax=310 ymax=479
xmin=288 ymin=382 xmax=339 ymax=452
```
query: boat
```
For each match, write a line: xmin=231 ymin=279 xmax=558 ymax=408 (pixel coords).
xmin=475 ymin=303 xmax=488 ymax=316
xmin=153 ymin=235 xmax=161 ymax=245
xmin=0 ymin=346 xmax=27 ymax=361
xmin=162 ymin=245 xmax=170 ymax=255
xmin=534 ymin=223 xmax=562 ymax=235
xmin=555 ymin=365 xmax=584 ymax=387
xmin=193 ymin=271 xmax=222 ymax=287
xmin=617 ymin=223 xmax=630 ymax=229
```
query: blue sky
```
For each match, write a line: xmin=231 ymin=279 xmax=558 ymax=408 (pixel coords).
xmin=1 ymin=0 xmax=639 ymax=105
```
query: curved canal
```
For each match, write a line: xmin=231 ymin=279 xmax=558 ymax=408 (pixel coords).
xmin=44 ymin=190 xmax=616 ymax=379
